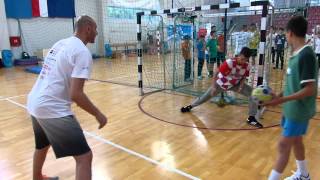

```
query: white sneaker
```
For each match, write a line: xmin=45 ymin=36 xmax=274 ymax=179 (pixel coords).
xmin=284 ymin=171 xmax=310 ymax=180
xmin=185 ymin=78 xmax=192 ymax=82
xmin=251 ymin=67 xmax=255 ymax=73
xmin=226 ymin=91 xmax=235 ymax=98
xmin=198 ymin=76 xmax=203 ymax=80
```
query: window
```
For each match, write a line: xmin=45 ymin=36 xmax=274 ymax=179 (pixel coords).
xmin=107 ymin=6 xmax=150 ymax=19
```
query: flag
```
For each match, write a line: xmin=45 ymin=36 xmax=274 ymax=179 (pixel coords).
xmin=47 ymin=0 xmax=75 ymax=18
xmin=5 ymin=0 xmax=75 ymax=19
xmin=32 ymin=0 xmax=48 ymax=17
xmin=32 ymin=0 xmax=75 ymax=18
xmin=4 ymin=0 xmax=32 ymax=19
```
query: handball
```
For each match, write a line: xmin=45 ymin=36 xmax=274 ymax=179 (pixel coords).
xmin=251 ymin=85 xmax=273 ymax=102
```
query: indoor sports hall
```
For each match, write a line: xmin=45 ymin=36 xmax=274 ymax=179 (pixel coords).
xmin=1 ymin=0 xmax=320 ymax=179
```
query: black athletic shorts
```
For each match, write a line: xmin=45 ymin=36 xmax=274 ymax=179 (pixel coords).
xmin=31 ymin=115 xmax=91 ymax=158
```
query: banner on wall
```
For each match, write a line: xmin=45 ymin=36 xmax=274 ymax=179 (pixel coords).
xmin=5 ymin=0 xmax=75 ymax=19
xmin=167 ymin=25 xmax=192 ymax=41
xmin=108 ymin=0 xmax=160 ymax=9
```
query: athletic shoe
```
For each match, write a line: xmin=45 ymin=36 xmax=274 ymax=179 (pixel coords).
xmin=247 ymin=116 xmax=263 ymax=128
xmin=185 ymin=78 xmax=192 ymax=82
xmin=181 ymin=105 xmax=192 ymax=113
xmin=42 ymin=175 xmax=59 ymax=180
xmin=284 ymin=171 xmax=310 ymax=180
xmin=198 ymin=76 xmax=203 ymax=80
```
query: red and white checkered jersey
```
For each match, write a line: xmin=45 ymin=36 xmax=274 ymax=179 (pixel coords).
xmin=216 ymin=58 xmax=249 ymax=90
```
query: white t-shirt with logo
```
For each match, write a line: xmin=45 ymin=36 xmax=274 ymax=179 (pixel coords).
xmin=234 ymin=31 xmax=251 ymax=55
xmin=27 ymin=36 xmax=92 ymax=119
xmin=267 ymin=33 xmax=277 ymax=48
xmin=314 ymin=36 xmax=320 ymax=54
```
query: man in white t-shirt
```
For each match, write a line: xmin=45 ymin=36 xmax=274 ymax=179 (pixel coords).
xmin=313 ymin=26 xmax=320 ymax=67
xmin=234 ymin=25 xmax=251 ymax=56
xmin=27 ymin=16 xmax=107 ymax=180
xmin=268 ymin=26 xmax=277 ymax=64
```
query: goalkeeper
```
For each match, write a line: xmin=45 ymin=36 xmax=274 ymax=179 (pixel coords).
xmin=180 ymin=47 xmax=262 ymax=128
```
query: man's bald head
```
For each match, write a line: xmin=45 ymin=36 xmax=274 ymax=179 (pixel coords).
xmin=74 ymin=15 xmax=97 ymax=44
xmin=75 ymin=15 xmax=96 ymax=32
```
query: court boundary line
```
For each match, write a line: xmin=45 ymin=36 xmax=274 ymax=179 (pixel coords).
xmin=3 ymin=98 xmax=201 ymax=180
xmin=138 ymin=90 xmax=281 ymax=131
xmin=0 ymin=80 xmax=100 ymax=101
xmin=0 ymin=94 xmax=27 ymax=101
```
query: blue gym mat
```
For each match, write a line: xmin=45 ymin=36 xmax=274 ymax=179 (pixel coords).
xmin=25 ymin=66 xmax=42 ymax=74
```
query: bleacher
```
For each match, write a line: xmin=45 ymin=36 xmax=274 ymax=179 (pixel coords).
xmin=307 ymin=6 xmax=320 ymax=33
xmin=230 ymin=6 xmax=320 ymax=34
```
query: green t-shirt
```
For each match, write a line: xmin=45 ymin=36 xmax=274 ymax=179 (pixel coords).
xmin=206 ymin=38 xmax=218 ymax=58
xmin=283 ymin=45 xmax=318 ymax=121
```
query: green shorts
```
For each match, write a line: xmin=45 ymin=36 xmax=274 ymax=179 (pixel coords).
xmin=250 ymin=49 xmax=257 ymax=57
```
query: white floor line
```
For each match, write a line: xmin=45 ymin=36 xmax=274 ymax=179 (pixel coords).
xmin=86 ymin=81 xmax=101 ymax=85
xmin=84 ymin=131 xmax=201 ymax=180
xmin=6 ymin=94 xmax=27 ymax=99
xmin=4 ymin=99 xmax=201 ymax=180
xmin=5 ymin=98 xmax=27 ymax=108
xmin=0 ymin=81 xmax=101 ymax=100
xmin=93 ymin=75 xmax=132 ymax=82
xmin=0 ymin=94 xmax=27 ymax=101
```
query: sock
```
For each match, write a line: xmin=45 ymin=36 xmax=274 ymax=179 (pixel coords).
xmin=268 ymin=169 xmax=281 ymax=180
xmin=296 ymin=160 xmax=308 ymax=176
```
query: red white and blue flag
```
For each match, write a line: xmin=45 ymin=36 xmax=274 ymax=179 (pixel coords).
xmin=5 ymin=0 xmax=75 ymax=19
xmin=31 ymin=0 xmax=49 ymax=17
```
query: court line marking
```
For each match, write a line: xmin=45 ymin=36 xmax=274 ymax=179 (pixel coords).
xmin=5 ymin=98 xmax=27 ymax=108
xmin=85 ymin=80 xmax=101 ymax=85
xmin=91 ymin=75 xmax=132 ymax=82
xmin=7 ymin=94 xmax=28 ymax=99
xmin=84 ymin=131 xmax=201 ymax=180
xmin=0 ymin=80 xmax=101 ymax=100
xmin=0 ymin=94 xmax=27 ymax=101
xmin=3 ymin=98 xmax=201 ymax=180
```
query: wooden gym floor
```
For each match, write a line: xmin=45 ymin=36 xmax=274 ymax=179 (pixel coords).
xmin=1 ymin=57 xmax=320 ymax=180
